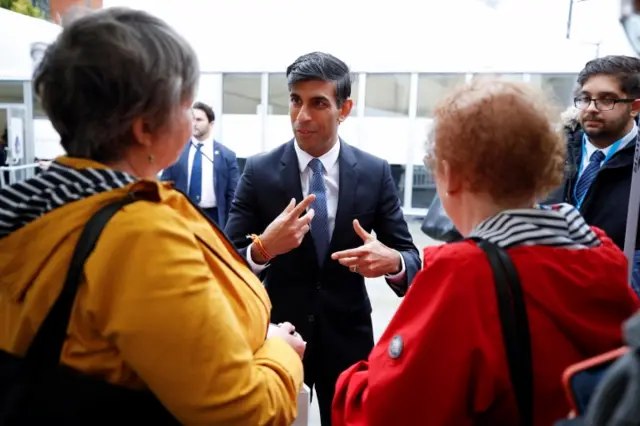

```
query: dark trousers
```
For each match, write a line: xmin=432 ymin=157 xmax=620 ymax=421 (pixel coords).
xmin=306 ymin=339 xmax=341 ymax=426
xmin=202 ymin=207 xmax=219 ymax=225
xmin=305 ymin=315 xmax=374 ymax=426
xmin=313 ymin=364 xmax=342 ymax=426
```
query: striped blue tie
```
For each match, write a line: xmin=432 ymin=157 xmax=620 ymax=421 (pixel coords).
xmin=631 ymin=251 xmax=640 ymax=297
xmin=575 ymin=150 xmax=605 ymax=204
xmin=188 ymin=143 xmax=203 ymax=203
xmin=308 ymin=158 xmax=330 ymax=265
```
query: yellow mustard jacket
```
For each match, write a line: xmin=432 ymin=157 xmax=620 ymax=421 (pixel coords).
xmin=0 ymin=157 xmax=303 ymax=425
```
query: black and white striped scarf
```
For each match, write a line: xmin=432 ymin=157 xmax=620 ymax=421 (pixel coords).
xmin=469 ymin=203 xmax=600 ymax=250
xmin=0 ymin=161 xmax=136 ymax=239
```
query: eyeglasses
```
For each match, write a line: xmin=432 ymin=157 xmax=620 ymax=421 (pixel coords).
xmin=574 ymin=96 xmax=635 ymax=111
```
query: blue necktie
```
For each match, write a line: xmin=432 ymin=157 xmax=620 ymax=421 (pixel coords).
xmin=631 ymin=251 xmax=640 ymax=297
xmin=308 ymin=158 xmax=330 ymax=265
xmin=575 ymin=150 xmax=605 ymax=204
xmin=188 ymin=143 xmax=203 ymax=203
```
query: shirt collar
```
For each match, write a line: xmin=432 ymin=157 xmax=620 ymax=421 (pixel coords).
xmin=192 ymin=134 xmax=215 ymax=147
xmin=584 ymin=121 xmax=637 ymax=160
xmin=294 ymin=138 xmax=341 ymax=173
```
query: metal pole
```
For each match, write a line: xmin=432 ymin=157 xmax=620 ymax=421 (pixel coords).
xmin=566 ymin=0 xmax=575 ymax=39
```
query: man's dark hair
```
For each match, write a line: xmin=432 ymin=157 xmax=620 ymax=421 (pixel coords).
xmin=193 ymin=102 xmax=215 ymax=122
xmin=33 ymin=7 xmax=199 ymax=163
xmin=577 ymin=55 xmax=640 ymax=98
xmin=286 ymin=52 xmax=352 ymax=107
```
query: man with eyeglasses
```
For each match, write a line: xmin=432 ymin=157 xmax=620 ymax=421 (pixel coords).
xmin=547 ymin=55 xmax=640 ymax=293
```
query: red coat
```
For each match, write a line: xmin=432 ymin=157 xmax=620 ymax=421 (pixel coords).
xmin=332 ymin=229 xmax=639 ymax=426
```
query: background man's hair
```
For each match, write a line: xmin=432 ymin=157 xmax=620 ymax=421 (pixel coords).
xmin=577 ymin=55 xmax=640 ymax=98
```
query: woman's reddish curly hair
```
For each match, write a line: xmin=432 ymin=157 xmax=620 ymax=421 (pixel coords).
xmin=427 ymin=78 xmax=566 ymax=204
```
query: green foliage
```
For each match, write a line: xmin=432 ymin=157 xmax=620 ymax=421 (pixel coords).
xmin=0 ymin=0 xmax=44 ymax=19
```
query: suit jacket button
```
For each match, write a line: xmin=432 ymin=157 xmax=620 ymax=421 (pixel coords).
xmin=316 ymin=281 xmax=321 ymax=290
xmin=308 ymin=314 xmax=315 ymax=323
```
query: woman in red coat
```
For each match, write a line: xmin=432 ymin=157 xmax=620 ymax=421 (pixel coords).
xmin=332 ymin=79 xmax=640 ymax=426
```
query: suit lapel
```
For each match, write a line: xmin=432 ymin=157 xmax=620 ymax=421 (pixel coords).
xmin=179 ymin=141 xmax=191 ymax=168
xmin=331 ymin=140 xmax=358 ymax=250
xmin=175 ymin=142 xmax=191 ymax=191
xmin=280 ymin=140 xmax=305 ymax=204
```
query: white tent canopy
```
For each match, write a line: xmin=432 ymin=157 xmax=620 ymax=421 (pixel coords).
xmin=104 ymin=0 xmax=633 ymax=74
xmin=0 ymin=8 xmax=61 ymax=81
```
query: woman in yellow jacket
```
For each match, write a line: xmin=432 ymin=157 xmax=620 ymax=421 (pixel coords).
xmin=0 ymin=7 xmax=306 ymax=426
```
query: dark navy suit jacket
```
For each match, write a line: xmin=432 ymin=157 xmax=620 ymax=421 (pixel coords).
xmin=224 ymin=139 xmax=421 ymax=383
xmin=161 ymin=140 xmax=239 ymax=228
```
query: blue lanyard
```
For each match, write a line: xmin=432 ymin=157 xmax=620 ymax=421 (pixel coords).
xmin=574 ymin=134 xmax=623 ymax=209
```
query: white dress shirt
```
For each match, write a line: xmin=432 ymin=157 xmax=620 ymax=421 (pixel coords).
xmin=247 ymin=140 xmax=405 ymax=282
xmin=188 ymin=137 xmax=216 ymax=208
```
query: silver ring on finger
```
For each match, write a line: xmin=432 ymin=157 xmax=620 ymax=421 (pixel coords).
xmin=350 ymin=265 xmax=358 ymax=274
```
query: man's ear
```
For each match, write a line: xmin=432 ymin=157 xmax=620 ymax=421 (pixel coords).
xmin=339 ymin=99 xmax=353 ymax=122
xmin=631 ymin=99 xmax=640 ymax=118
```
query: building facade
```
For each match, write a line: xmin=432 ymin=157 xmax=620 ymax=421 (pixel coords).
xmin=204 ymin=72 xmax=576 ymax=213
xmin=31 ymin=0 xmax=102 ymax=22
xmin=14 ymin=0 xmax=634 ymax=212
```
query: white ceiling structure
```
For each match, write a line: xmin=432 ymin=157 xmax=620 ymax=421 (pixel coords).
xmin=103 ymin=0 xmax=633 ymax=73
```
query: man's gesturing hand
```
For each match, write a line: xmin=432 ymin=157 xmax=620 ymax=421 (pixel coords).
xmin=252 ymin=195 xmax=316 ymax=264
xmin=330 ymin=219 xmax=402 ymax=278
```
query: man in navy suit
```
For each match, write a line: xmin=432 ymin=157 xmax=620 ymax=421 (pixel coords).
xmin=224 ymin=52 xmax=421 ymax=426
xmin=161 ymin=102 xmax=239 ymax=227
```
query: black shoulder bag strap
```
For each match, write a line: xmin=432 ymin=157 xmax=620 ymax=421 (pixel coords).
xmin=25 ymin=195 xmax=137 ymax=367
xmin=472 ymin=237 xmax=534 ymax=426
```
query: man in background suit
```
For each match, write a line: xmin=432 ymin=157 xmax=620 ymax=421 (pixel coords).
xmin=161 ymin=102 xmax=239 ymax=227
xmin=224 ymin=52 xmax=421 ymax=426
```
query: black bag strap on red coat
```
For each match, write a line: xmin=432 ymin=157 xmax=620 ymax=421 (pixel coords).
xmin=470 ymin=237 xmax=533 ymax=426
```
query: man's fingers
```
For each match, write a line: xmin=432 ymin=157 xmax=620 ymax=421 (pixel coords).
xmin=281 ymin=198 xmax=296 ymax=216
xmin=353 ymin=219 xmax=373 ymax=242
xmin=299 ymin=224 xmax=310 ymax=235
xmin=289 ymin=194 xmax=316 ymax=219
xmin=332 ymin=246 xmax=367 ymax=260
xmin=297 ymin=208 xmax=315 ymax=226
xmin=337 ymin=256 xmax=360 ymax=267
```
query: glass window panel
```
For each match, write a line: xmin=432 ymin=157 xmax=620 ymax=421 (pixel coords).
xmin=349 ymin=74 xmax=359 ymax=116
xmin=364 ymin=74 xmax=411 ymax=117
xmin=0 ymin=82 xmax=24 ymax=104
xmin=222 ymin=73 xmax=261 ymax=115
xmin=416 ymin=74 xmax=466 ymax=118
xmin=533 ymin=74 xmax=578 ymax=111
xmin=390 ymin=165 xmax=406 ymax=204
xmin=473 ymin=73 xmax=524 ymax=82
xmin=268 ymin=73 xmax=288 ymax=115
xmin=411 ymin=165 xmax=437 ymax=209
